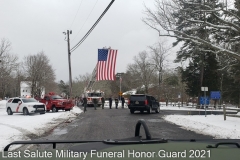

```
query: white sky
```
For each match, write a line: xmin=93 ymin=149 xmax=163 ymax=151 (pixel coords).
xmin=1 ymin=100 xmax=240 ymax=151
xmin=0 ymin=0 xmax=180 ymax=82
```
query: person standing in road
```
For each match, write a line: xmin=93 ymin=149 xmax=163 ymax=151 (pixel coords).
xmin=83 ymin=96 xmax=87 ymax=113
xmin=115 ymin=97 xmax=119 ymax=109
xmin=109 ymin=97 xmax=112 ymax=109
xmin=121 ymin=96 xmax=125 ymax=109
xmin=101 ymin=97 xmax=105 ymax=109
xmin=93 ymin=98 xmax=98 ymax=110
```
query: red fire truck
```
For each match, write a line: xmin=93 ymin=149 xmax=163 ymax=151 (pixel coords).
xmin=37 ymin=92 xmax=74 ymax=112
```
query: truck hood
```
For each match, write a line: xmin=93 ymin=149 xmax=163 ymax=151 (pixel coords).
xmin=52 ymin=99 xmax=71 ymax=102
xmin=24 ymin=102 xmax=45 ymax=105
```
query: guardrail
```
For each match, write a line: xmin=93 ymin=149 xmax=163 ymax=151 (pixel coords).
xmin=225 ymin=108 xmax=240 ymax=118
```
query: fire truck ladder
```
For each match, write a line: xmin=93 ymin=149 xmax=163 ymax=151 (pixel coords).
xmin=85 ymin=64 xmax=97 ymax=92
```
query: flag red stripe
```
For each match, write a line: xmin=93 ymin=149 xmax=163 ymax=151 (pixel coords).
xmin=108 ymin=50 xmax=114 ymax=80
xmin=112 ymin=50 xmax=117 ymax=80
xmin=104 ymin=54 xmax=108 ymax=79
xmin=106 ymin=51 xmax=110 ymax=80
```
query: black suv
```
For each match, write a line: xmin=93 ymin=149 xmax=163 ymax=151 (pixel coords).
xmin=127 ymin=94 xmax=160 ymax=114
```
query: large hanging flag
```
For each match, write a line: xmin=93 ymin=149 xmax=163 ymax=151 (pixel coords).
xmin=97 ymin=49 xmax=117 ymax=81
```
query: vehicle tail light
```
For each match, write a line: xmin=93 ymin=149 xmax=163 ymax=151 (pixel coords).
xmin=88 ymin=98 xmax=91 ymax=101
xmin=128 ymin=100 xmax=130 ymax=105
xmin=145 ymin=100 xmax=148 ymax=105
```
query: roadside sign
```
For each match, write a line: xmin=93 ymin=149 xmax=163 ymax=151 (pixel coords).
xmin=210 ymin=91 xmax=221 ymax=99
xmin=201 ymin=87 xmax=208 ymax=91
xmin=119 ymin=92 xmax=123 ymax=96
xmin=200 ymin=97 xmax=210 ymax=105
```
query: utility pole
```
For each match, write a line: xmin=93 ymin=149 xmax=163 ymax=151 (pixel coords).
xmin=220 ymin=73 xmax=223 ymax=107
xmin=116 ymin=72 xmax=124 ymax=99
xmin=119 ymin=74 xmax=122 ymax=100
xmin=64 ymin=30 xmax=72 ymax=99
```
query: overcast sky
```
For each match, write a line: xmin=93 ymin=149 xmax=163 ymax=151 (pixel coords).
xmin=1 ymin=0 xmax=181 ymax=82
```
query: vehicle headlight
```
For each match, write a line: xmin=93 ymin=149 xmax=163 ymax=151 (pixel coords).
xmin=57 ymin=102 xmax=63 ymax=105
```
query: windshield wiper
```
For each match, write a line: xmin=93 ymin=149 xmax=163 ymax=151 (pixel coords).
xmin=4 ymin=140 xmax=102 ymax=151
xmin=207 ymin=142 xmax=240 ymax=148
xmin=103 ymin=138 xmax=167 ymax=144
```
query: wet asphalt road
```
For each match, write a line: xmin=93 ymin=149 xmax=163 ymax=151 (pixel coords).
xmin=17 ymin=106 xmax=214 ymax=150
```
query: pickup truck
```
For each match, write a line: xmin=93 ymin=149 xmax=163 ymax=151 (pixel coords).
xmin=36 ymin=92 xmax=74 ymax=112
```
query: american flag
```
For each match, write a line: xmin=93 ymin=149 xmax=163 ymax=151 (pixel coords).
xmin=97 ymin=49 xmax=117 ymax=81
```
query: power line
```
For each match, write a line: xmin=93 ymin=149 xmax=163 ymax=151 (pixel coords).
xmin=70 ymin=0 xmax=115 ymax=53
xmin=71 ymin=0 xmax=99 ymax=42
xmin=70 ymin=0 xmax=83 ymax=29
xmin=70 ymin=0 xmax=114 ymax=52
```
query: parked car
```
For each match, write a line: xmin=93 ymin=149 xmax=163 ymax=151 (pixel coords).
xmin=6 ymin=97 xmax=46 ymax=115
xmin=127 ymin=94 xmax=160 ymax=114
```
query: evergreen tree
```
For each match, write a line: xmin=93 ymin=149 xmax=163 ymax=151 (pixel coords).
xmin=181 ymin=52 xmax=220 ymax=95
xmin=174 ymin=0 xmax=220 ymax=104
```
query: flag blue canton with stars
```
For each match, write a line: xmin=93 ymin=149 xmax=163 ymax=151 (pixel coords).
xmin=98 ymin=49 xmax=108 ymax=61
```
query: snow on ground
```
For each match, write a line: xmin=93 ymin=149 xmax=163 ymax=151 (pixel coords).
xmin=163 ymin=114 xmax=240 ymax=139
xmin=0 ymin=100 xmax=240 ymax=151
xmin=160 ymin=104 xmax=238 ymax=112
xmin=160 ymin=104 xmax=240 ymax=139
xmin=0 ymin=100 xmax=82 ymax=151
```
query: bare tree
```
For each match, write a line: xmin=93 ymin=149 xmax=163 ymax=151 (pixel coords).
xmin=23 ymin=51 xmax=56 ymax=97
xmin=148 ymin=41 xmax=171 ymax=101
xmin=10 ymin=65 xmax=25 ymax=97
xmin=0 ymin=39 xmax=19 ymax=98
xmin=143 ymin=0 xmax=240 ymax=60
xmin=127 ymin=51 xmax=156 ymax=94
xmin=161 ymin=69 xmax=180 ymax=106
xmin=72 ymin=73 xmax=91 ymax=97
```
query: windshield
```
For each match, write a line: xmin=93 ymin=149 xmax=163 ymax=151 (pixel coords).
xmin=88 ymin=93 xmax=102 ymax=97
xmin=21 ymin=98 xmax=38 ymax=103
xmin=51 ymin=95 xmax=63 ymax=99
xmin=1 ymin=0 xmax=240 ymax=159
xmin=130 ymin=95 xmax=146 ymax=101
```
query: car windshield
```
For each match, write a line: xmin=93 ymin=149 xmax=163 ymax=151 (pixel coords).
xmin=51 ymin=95 xmax=63 ymax=99
xmin=22 ymin=98 xmax=38 ymax=103
xmin=1 ymin=0 xmax=240 ymax=159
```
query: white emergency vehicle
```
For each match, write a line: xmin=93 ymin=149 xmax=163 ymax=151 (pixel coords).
xmin=84 ymin=90 xmax=104 ymax=107
xmin=82 ymin=65 xmax=104 ymax=107
xmin=6 ymin=97 xmax=46 ymax=115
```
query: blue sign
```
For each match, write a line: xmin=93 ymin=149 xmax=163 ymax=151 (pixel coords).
xmin=210 ymin=91 xmax=221 ymax=99
xmin=200 ymin=97 xmax=210 ymax=105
